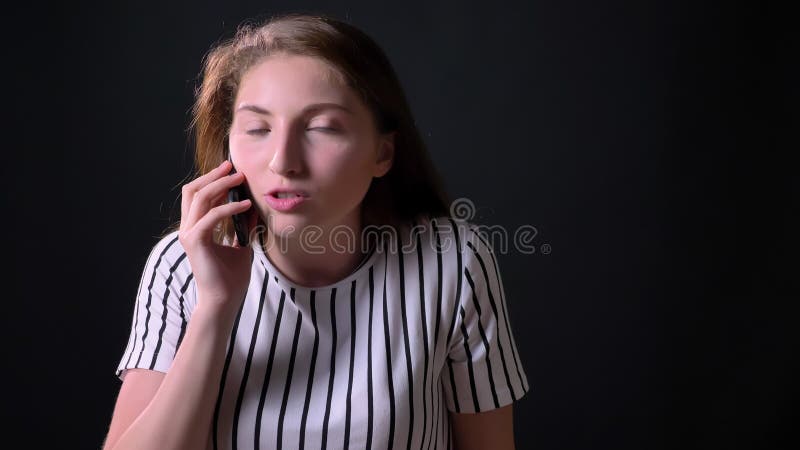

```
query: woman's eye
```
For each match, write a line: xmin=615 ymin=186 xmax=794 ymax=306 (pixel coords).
xmin=244 ymin=127 xmax=340 ymax=136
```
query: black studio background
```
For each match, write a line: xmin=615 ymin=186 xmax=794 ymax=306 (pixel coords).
xmin=3 ymin=1 xmax=796 ymax=449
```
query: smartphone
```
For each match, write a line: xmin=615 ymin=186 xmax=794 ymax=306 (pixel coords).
xmin=226 ymin=152 xmax=251 ymax=247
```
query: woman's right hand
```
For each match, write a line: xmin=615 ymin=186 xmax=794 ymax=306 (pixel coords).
xmin=179 ymin=159 xmax=257 ymax=314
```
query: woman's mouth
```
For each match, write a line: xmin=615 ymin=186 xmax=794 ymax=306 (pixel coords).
xmin=265 ymin=192 xmax=309 ymax=211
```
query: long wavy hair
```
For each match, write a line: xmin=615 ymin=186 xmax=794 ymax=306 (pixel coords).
xmin=162 ymin=12 xmax=450 ymax=245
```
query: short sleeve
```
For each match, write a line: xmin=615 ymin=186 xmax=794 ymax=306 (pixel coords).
xmin=442 ymin=225 xmax=530 ymax=413
xmin=115 ymin=231 xmax=196 ymax=381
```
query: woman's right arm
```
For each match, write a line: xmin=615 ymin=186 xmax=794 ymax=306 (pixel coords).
xmin=103 ymin=299 xmax=234 ymax=450
xmin=103 ymin=300 xmax=237 ymax=450
xmin=104 ymin=159 xmax=257 ymax=450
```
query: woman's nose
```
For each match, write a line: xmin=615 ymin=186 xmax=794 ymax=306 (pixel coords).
xmin=268 ymin=127 xmax=305 ymax=176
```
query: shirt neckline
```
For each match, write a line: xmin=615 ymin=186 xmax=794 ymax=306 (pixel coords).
xmin=252 ymin=230 xmax=381 ymax=292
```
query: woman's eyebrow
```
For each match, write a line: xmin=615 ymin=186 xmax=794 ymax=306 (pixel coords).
xmin=235 ymin=102 xmax=354 ymax=116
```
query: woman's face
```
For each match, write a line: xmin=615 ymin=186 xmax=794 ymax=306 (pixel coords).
xmin=229 ymin=54 xmax=393 ymax=241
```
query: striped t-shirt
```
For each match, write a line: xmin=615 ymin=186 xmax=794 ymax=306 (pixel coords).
xmin=115 ymin=215 xmax=530 ymax=450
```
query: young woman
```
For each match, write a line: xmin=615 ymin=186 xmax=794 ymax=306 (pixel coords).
xmin=103 ymin=12 xmax=529 ymax=450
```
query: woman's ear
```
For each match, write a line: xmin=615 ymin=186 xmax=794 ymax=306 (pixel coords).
xmin=374 ymin=131 xmax=395 ymax=178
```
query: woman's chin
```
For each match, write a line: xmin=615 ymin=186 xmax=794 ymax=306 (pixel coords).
xmin=265 ymin=213 xmax=313 ymax=239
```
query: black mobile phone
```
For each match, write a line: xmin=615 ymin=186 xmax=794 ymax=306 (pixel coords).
xmin=226 ymin=154 xmax=250 ymax=247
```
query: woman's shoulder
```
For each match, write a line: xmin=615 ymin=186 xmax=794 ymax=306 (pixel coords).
xmin=149 ymin=229 xmax=183 ymax=254
xmin=384 ymin=214 xmax=483 ymax=258
xmin=141 ymin=229 xmax=192 ymax=273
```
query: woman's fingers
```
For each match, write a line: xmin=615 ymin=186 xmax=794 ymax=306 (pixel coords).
xmin=180 ymin=160 xmax=232 ymax=228
xmin=192 ymin=199 xmax=252 ymax=244
xmin=184 ymin=167 xmax=247 ymax=233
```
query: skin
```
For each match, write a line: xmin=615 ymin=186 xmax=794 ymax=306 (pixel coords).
xmin=229 ymin=53 xmax=394 ymax=288
xmin=103 ymin=53 xmax=517 ymax=450
xmin=450 ymin=404 xmax=517 ymax=450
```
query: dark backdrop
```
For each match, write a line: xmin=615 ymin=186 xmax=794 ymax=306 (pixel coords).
xmin=3 ymin=1 xmax=796 ymax=449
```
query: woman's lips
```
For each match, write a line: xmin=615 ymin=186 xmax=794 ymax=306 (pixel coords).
xmin=264 ymin=193 xmax=308 ymax=212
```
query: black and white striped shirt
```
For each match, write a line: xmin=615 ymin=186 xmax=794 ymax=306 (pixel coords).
xmin=116 ymin=216 xmax=530 ymax=450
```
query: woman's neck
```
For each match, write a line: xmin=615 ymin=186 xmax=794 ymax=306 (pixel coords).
xmin=262 ymin=222 xmax=371 ymax=288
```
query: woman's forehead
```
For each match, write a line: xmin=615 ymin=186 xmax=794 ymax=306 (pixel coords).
xmin=235 ymin=55 xmax=363 ymax=116
xmin=244 ymin=53 xmax=348 ymax=90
